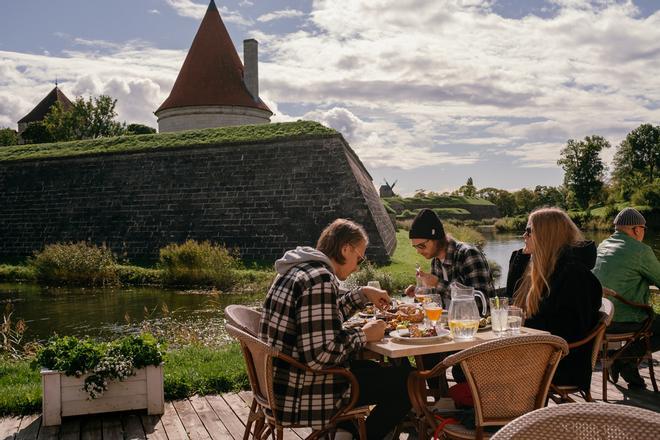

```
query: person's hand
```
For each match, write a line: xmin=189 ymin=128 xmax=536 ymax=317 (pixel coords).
xmin=417 ymin=269 xmax=439 ymax=287
xmin=361 ymin=286 xmax=391 ymax=310
xmin=362 ymin=320 xmax=386 ymax=341
xmin=404 ymin=284 xmax=416 ymax=297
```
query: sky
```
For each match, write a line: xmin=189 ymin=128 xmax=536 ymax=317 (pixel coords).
xmin=1 ymin=0 xmax=659 ymax=196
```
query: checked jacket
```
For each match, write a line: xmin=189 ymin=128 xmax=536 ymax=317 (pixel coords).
xmin=259 ymin=260 xmax=366 ymax=428
xmin=430 ymin=237 xmax=495 ymax=298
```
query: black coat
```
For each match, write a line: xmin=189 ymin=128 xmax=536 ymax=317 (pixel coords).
xmin=506 ymin=242 xmax=602 ymax=391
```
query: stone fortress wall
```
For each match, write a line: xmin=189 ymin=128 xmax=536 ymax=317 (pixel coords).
xmin=0 ymin=133 xmax=396 ymax=264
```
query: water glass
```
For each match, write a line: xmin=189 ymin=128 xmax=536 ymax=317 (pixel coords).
xmin=367 ymin=281 xmax=381 ymax=320
xmin=489 ymin=297 xmax=509 ymax=337
xmin=507 ymin=306 xmax=523 ymax=335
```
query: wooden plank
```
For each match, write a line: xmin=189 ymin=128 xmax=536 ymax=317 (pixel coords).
xmin=146 ymin=365 xmax=165 ymax=415
xmin=59 ymin=416 xmax=81 ymax=440
xmin=188 ymin=395 xmax=232 ymax=440
xmin=160 ymin=402 xmax=188 ymax=440
xmin=62 ymin=394 xmax=148 ymax=416
xmin=172 ymin=399 xmax=211 ymax=440
xmin=35 ymin=424 xmax=59 ymax=440
xmin=220 ymin=394 xmax=251 ymax=425
xmin=205 ymin=395 xmax=248 ymax=440
xmin=235 ymin=392 xmax=301 ymax=440
xmin=102 ymin=415 xmax=123 ymax=440
xmin=122 ymin=414 xmax=147 ymax=440
xmin=41 ymin=371 xmax=61 ymax=427
xmin=15 ymin=414 xmax=41 ymax=440
xmin=140 ymin=414 xmax=169 ymax=440
xmin=61 ymin=381 xmax=147 ymax=401
xmin=80 ymin=416 xmax=102 ymax=440
xmin=0 ymin=416 xmax=22 ymax=440
xmin=60 ymin=369 xmax=146 ymax=387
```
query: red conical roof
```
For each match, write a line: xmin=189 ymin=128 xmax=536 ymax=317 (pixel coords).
xmin=18 ymin=86 xmax=73 ymax=124
xmin=156 ymin=0 xmax=271 ymax=114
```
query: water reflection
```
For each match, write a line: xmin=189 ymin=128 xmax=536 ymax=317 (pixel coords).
xmin=0 ymin=283 xmax=263 ymax=344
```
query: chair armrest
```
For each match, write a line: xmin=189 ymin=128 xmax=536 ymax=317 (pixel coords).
xmin=568 ymin=320 xmax=607 ymax=350
xmin=274 ymin=351 xmax=362 ymax=418
xmin=604 ymin=290 xmax=654 ymax=315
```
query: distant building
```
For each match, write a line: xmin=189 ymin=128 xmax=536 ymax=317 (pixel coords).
xmin=155 ymin=0 xmax=272 ymax=132
xmin=17 ymin=85 xmax=73 ymax=142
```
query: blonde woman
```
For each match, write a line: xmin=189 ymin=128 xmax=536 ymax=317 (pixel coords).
xmin=507 ymin=207 xmax=602 ymax=391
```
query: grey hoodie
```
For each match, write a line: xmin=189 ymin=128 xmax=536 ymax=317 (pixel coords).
xmin=274 ymin=246 xmax=335 ymax=275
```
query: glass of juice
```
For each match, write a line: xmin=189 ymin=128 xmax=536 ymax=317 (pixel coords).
xmin=424 ymin=302 xmax=443 ymax=328
xmin=489 ymin=297 xmax=509 ymax=337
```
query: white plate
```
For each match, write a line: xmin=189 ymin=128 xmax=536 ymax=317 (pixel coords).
xmin=390 ymin=328 xmax=451 ymax=344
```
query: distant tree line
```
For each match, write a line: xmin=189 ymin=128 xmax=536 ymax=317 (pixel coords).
xmin=0 ymin=94 xmax=156 ymax=147
xmin=415 ymin=122 xmax=659 ymax=214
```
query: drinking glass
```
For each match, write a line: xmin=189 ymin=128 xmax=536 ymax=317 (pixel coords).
xmin=367 ymin=281 xmax=381 ymax=320
xmin=414 ymin=286 xmax=432 ymax=304
xmin=424 ymin=302 xmax=443 ymax=328
xmin=507 ymin=306 xmax=523 ymax=335
xmin=489 ymin=297 xmax=509 ymax=337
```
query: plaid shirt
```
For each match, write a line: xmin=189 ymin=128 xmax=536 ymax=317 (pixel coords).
xmin=259 ymin=260 xmax=366 ymax=428
xmin=431 ymin=238 xmax=494 ymax=298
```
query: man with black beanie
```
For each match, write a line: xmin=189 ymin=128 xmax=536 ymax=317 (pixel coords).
xmin=405 ymin=208 xmax=494 ymax=300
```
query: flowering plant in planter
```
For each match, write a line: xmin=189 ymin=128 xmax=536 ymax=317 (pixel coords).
xmin=35 ymin=333 xmax=164 ymax=399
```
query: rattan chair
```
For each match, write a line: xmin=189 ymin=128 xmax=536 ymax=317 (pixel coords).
xmin=490 ymin=402 xmax=660 ymax=439
xmin=225 ymin=305 xmax=265 ymax=440
xmin=226 ymin=322 xmax=370 ymax=440
xmin=601 ymin=289 xmax=658 ymax=401
xmin=408 ymin=335 xmax=568 ymax=440
xmin=548 ymin=310 xmax=612 ymax=403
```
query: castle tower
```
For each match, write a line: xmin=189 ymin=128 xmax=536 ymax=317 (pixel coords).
xmin=17 ymin=85 xmax=73 ymax=140
xmin=155 ymin=0 xmax=272 ymax=132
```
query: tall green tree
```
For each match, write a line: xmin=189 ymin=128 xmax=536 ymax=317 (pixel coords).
xmin=44 ymin=95 xmax=125 ymax=141
xmin=613 ymin=123 xmax=660 ymax=197
xmin=21 ymin=122 xmax=54 ymax=144
xmin=557 ymin=136 xmax=610 ymax=209
xmin=0 ymin=128 xmax=18 ymax=146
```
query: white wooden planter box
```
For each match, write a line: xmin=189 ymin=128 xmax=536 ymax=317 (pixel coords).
xmin=41 ymin=364 xmax=164 ymax=426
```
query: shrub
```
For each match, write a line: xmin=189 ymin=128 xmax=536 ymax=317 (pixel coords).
xmin=344 ymin=261 xmax=396 ymax=294
xmin=116 ymin=265 xmax=163 ymax=285
xmin=159 ymin=240 xmax=239 ymax=289
xmin=444 ymin=224 xmax=486 ymax=249
xmin=631 ymin=181 xmax=660 ymax=207
xmin=0 ymin=265 xmax=36 ymax=282
xmin=30 ymin=242 xmax=118 ymax=286
xmin=494 ymin=216 xmax=528 ymax=233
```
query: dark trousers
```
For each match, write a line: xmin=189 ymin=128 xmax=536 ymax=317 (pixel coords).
xmin=341 ymin=360 xmax=412 ymax=440
xmin=609 ymin=314 xmax=660 ymax=360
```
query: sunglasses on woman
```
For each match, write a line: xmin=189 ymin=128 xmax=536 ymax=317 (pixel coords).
xmin=524 ymin=226 xmax=533 ymax=236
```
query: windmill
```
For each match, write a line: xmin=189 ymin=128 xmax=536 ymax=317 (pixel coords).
xmin=379 ymin=179 xmax=398 ymax=198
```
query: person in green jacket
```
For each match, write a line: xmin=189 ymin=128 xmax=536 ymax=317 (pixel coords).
xmin=593 ymin=207 xmax=660 ymax=389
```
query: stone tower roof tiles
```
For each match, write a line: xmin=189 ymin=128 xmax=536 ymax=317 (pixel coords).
xmin=156 ymin=0 xmax=271 ymax=114
xmin=18 ymin=86 xmax=73 ymax=124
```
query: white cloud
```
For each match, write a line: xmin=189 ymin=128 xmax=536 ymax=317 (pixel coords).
xmin=239 ymin=0 xmax=254 ymax=6
xmin=163 ymin=0 xmax=253 ymax=26
xmin=148 ymin=9 xmax=161 ymax=15
xmin=0 ymin=42 xmax=185 ymax=128
xmin=257 ymin=9 xmax=305 ymax=23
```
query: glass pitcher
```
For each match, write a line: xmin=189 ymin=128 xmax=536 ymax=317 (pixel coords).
xmin=448 ymin=282 xmax=487 ymax=341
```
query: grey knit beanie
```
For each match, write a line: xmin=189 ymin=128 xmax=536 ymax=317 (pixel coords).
xmin=613 ymin=207 xmax=646 ymax=226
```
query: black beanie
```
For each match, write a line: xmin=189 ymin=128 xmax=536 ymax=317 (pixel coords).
xmin=409 ymin=209 xmax=445 ymax=240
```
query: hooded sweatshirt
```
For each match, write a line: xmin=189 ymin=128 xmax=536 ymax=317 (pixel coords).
xmin=259 ymin=246 xmax=367 ymax=427
xmin=507 ymin=241 xmax=602 ymax=390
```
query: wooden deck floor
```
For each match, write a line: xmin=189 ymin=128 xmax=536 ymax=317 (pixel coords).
xmin=1 ymin=363 xmax=658 ymax=440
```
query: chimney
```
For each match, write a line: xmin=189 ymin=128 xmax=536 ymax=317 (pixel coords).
xmin=243 ymin=39 xmax=259 ymax=100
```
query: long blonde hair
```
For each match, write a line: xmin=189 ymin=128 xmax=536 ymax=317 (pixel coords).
xmin=513 ymin=207 xmax=583 ymax=316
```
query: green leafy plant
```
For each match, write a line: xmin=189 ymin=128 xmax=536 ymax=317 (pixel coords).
xmin=30 ymin=242 xmax=118 ymax=286
xmin=159 ymin=240 xmax=240 ymax=289
xmin=35 ymin=333 xmax=164 ymax=399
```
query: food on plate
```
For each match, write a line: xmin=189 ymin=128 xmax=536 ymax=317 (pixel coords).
xmin=479 ymin=316 xmax=492 ymax=328
xmin=408 ymin=324 xmax=438 ymax=338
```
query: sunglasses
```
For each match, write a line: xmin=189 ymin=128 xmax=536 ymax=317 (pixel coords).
xmin=352 ymin=246 xmax=366 ymax=265
xmin=412 ymin=239 xmax=431 ymax=250
xmin=634 ymin=225 xmax=647 ymax=231
xmin=524 ymin=227 xmax=533 ymax=236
